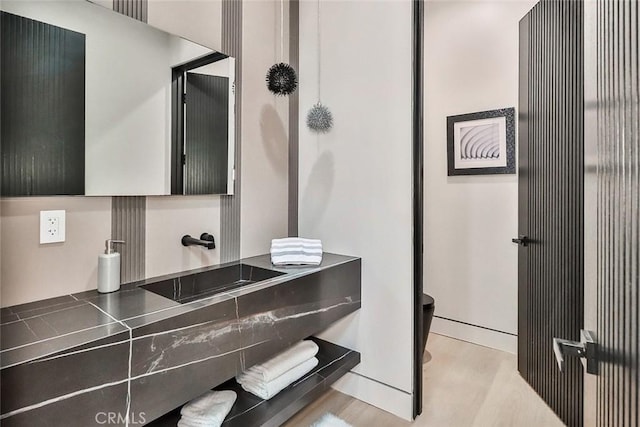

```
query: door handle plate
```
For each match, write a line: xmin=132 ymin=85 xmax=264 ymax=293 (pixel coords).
xmin=512 ymin=235 xmax=530 ymax=246
xmin=553 ymin=330 xmax=598 ymax=375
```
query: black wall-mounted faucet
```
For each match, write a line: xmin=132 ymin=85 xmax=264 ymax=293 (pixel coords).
xmin=182 ymin=233 xmax=215 ymax=250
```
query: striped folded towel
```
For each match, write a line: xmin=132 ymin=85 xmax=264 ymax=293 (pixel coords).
xmin=270 ymin=237 xmax=323 ymax=266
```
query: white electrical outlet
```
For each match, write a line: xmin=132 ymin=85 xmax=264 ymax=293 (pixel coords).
xmin=40 ymin=210 xmax=66 ymax=244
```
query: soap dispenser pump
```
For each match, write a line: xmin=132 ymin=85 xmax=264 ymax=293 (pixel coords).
xmin=98 ymin=239 xmax=125 ymax=293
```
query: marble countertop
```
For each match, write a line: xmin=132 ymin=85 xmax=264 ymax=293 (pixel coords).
xmin=0 ymin=253 xmax=358 ymax=370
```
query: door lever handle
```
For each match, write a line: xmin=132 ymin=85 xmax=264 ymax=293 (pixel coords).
xmin=512 ymin=235 xmax=530 ymax=246
xmin=553 ymin=330 xmax=598 ymax=375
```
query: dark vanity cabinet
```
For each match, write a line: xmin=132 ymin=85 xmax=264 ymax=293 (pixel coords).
xmin=0 ymin=254 xmax=361 ymax=426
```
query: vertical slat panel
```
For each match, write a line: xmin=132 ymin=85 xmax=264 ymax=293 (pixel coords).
xmin=518 ymin=1 xmax=584 ymax=425
xmin=288 ymin=0 xmax=300 ymax=237
xmin=111 ymin=0 xmax=148 ymax=283
xmin=0 ymin=12 xmax=85 ymax=196
xmin=185 ymin=74 xmax=229 ymax=195
xmin=586 ymin=0 xmax=640 ymax=425
xmin=113 ymin=0 xmax=147 ymax=23
xmin=220 ymin=0 xmax=243 ymax=262
xmin=112 ymin=196 xmax=146 ymax=284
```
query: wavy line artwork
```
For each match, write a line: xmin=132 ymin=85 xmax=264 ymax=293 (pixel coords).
xmin=459 ymin=123 xmax=500 ymax=160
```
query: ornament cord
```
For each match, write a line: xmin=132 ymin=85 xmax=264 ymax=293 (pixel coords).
xmin=280 ymin=0 xmax=284 ymax=62
xmin=317 ymin=0 xmax=321 ymax=102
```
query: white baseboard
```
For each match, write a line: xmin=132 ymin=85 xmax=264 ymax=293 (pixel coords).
xmin=330 ymin=371 xmax=413 ymax=421
xmin=431 ymin=316 xmax=517 ymax=354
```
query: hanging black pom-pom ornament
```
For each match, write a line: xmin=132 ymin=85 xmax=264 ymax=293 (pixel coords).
xmin=266 ymin=63 xmax=298 ymax=96
xmin=306 ymin=103 xmax=333 ymax=133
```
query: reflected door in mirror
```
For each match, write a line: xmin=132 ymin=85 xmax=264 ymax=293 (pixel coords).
xmin=1 ymin=12 xmax=85 ymax=196
xmin=184 ymin=73 xmax=229 ymax=195
xmin=172 ymin=55 xmax=235 ymax=195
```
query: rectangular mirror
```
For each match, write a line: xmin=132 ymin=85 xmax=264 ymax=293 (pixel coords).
xmin=0 ymin=0 xmax=235 ymax=197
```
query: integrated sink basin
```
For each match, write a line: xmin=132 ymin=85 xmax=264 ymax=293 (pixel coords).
xmin=141 ymin=263 xmax=285 ymax=304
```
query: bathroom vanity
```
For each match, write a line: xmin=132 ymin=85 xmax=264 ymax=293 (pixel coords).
xmin=0 ymin=254 xmax=361 ymax=426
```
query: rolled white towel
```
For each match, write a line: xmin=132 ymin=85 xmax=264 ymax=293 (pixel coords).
xmin=271 ymin=237 xmax=323 ymax=266
xmin=240 ymin=357 xmax=319 ymax=400
xmin=179 ymin=390 xmax=236 ymax=427
xmin=237 ymin=340 xmax=319 ymax=384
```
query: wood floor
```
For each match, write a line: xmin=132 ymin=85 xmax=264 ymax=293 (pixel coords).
xmin=284 ymin=334 xmax=565 ymax=426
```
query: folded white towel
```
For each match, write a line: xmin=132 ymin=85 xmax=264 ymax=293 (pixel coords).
xmin=311 ymin=413 xmax=353 ymax=427
xmin=179 ymin=390 xmax=236 ymax=427
xmin=178 ymin=417 xmax=222 ymax=427
xmin=271 ymin=237 xmax=323 ymax=266
xmin=237 ymin=340 xmax=319 ymax=384
xmin=240 ymin=357 xmax=319 ymax=400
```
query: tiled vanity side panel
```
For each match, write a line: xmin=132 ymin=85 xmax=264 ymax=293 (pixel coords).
xmin=1 ymin=332 xmax=130 ymax=425
xmin=1 ymin=383 xmax=129 ymax=427
xmin=128 ymin=298 xmax=243 ymax=423
xmin=236 ymin=259 xmax=361 ymax=370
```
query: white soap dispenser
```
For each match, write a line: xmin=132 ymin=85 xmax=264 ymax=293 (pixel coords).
xmin=98 ymin=239 xmax=125 ymax=293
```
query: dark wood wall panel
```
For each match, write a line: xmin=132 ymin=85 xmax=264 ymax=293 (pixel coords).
xmin=518 ymin=1 xmax=584 ymax=425
xmin=586 ymin=1 xmax=640 ymax=426
xmin=1 ymin=12 xmax=85 ymax=197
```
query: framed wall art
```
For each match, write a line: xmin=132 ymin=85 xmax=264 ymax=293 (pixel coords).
xmin=446 ymin=107 xmax=515 ymax=176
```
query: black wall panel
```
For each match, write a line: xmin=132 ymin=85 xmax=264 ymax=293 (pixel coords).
xmin=586 ymin=1 xmax=640 ymax=426
xmin=1 ymin=12 xmax=85 ymax=196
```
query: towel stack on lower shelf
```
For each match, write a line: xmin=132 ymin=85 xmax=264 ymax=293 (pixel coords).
xmin=270 ymin=237 xmax=323 ymax=266
xmin=178 ymin=390 xmax=237 ymax=427
xmin=236 ymin=340 xmax=319 ymax=400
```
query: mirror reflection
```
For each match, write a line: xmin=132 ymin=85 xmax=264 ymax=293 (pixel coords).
xmin=0 ymin=0 xmax=235 ymax=197
xmin=171 ymin=55 xmax=236 ymax=195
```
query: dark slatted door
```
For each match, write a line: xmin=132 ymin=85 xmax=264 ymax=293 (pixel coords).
xmin=584 ymin=0 xmax=640 ymax=426
xmin=184 ymin=73 xmax=229 ymax=195
xmin=517 ymin=1 xmax=584 ymax=425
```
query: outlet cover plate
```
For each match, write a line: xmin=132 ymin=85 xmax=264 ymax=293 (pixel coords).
xmin=40 ymin=210 xmax=66 ymax=244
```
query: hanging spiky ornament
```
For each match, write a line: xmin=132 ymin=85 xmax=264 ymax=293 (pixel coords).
xmin=266 ymin=63 xmax=298 ymax=96
xmin=306 ymin=103 xmax=333 ymax=133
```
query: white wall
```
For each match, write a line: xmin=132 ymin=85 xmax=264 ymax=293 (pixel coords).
xmin=240 ymin=0 xmax=289 ymax=258
xmin=299 ymin=0 xmax=414 ymax=420
xmin=146 ymin=196 xmax=221 ymax=277
xmin=1 ymin=197 xmax=111 ymax=306
xmin=424 ymin=0 xmax=536 ymax=353
xmin=148 ymin=0 xmax=222 ymax=50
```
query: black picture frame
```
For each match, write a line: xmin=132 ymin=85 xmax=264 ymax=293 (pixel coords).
xmin=446 ymin=107 xmax=515 ymax=176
